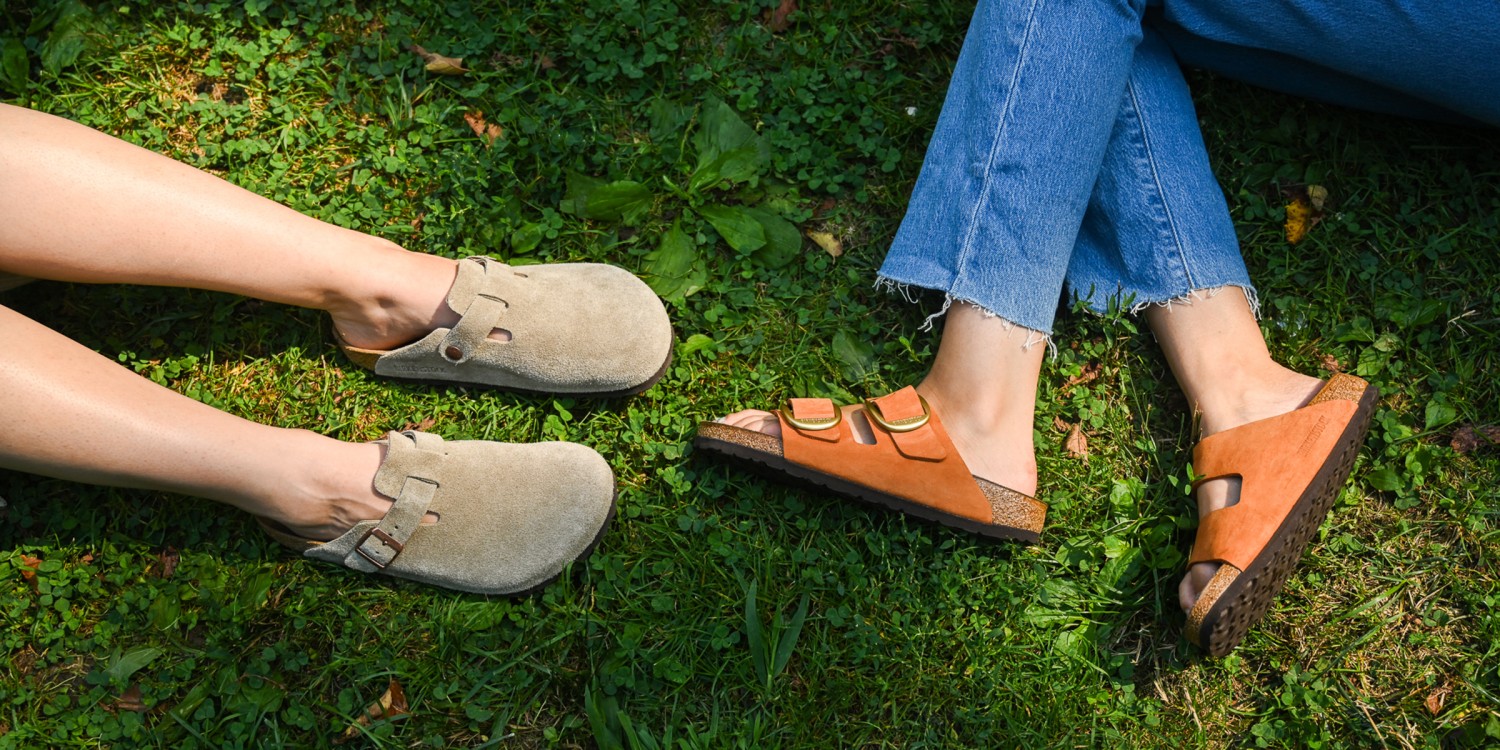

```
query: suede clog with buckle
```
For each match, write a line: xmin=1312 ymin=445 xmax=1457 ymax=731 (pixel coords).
xmin=694 ymin=386 xmax=1046 ymax=542
xmin=336 ymin=257 xmax=673 ymax=397
xmin=260 ymin=430 xmax=615 ymax=596
xmin=1184 ymin=373 xmax=1380 ymax=655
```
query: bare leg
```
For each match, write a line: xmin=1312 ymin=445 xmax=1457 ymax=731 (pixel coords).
xmin=720 ymin=303 xmax=1044 ymax=496
xmin=0 ymin=102 xmax=462 ymax=349
xmin=1143 ymin=288 xmax=1324 ymax=611
xmin=0 ymin=304 xmax=399 ymax=540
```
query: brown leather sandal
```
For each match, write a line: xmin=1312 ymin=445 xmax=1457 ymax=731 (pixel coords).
xmin=1185 ymin=373 xmax=1380 ymax=656
xmin=694 ymin=386 xmax=1047 ymax=542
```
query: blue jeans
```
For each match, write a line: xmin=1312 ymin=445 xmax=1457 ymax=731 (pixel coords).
xmin=878 ymin=0 xmax=1500 ymax=337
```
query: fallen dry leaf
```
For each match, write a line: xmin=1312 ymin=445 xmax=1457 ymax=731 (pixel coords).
xmin=1450 ymin=424 xmax=1500 ymax=454
xmin=1052 ymin=415 xmax=1069 ymax=433
xmin=110 ymin=684 xmax=149 ymax=713
xmin=341 ymin=679 xmax=409 ymax=741
xmin=1283 ymin=184 xmax=1326 ymax=245
xmin=1307 ymin=184 xmax=1329 ymax=210
xmin=154 ymin=547 xmax=179 ymax=579
xmin=401 ymin=417 xmax=438 ymax=433
xmin=768 ymin=0 xmax=797 ymax=32
xmin=537 ymin=54 xmax=556 ymax=70
xmin=407 ymin=44 xmax=467 ymax=75
xmin=806 ymin=230 xmax=843 ymax=258
xmin=1319 ymin=353 xmax=1342 ymax=373
xmin=1065 ymin=423 xmax=1089 ymax=462
xmin=1425 ymin=685 xmax=1449 ymax=716
xmin=463 ymin=110 xmax=504 ymax=146
xmin=1060 ymin=362 xmax=1102 ymax=393
xmin=18 ymin=554 xmax=40 ymax=590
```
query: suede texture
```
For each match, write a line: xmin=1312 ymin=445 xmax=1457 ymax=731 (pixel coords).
xmin=305 ymin=431 xmax=615 ymax=595
xmin=1188 ymin=388 xmax=1362 ymax=570
xmin=780 ymin=387 xmax=993 ymax=524
xmin=370 ymin=257 xmax=672 ymax=393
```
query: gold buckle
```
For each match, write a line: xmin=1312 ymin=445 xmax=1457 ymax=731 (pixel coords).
xmin=778 ymin=400 xmax=842 ymax=432
xmin=863 ymin=395 xmax=932 ymax=433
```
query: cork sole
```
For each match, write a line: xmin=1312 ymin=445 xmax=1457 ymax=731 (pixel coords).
xmin=694 ymin=423 xmax=1043 ymax=543
xmin=1191 ymin=382 xmax=1380 ymax=656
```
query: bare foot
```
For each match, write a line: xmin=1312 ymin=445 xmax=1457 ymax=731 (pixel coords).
xmin=1177 ymin=369 xmax=1326 ymax=612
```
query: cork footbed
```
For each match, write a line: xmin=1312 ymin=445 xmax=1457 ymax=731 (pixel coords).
xmin=694 ymin=421 xmax=1045 ymax=543
xmin=1186 ymin=376 xmax=1379 ymax=656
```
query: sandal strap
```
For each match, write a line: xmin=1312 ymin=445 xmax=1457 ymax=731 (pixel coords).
xmin=439 ymin=258 xmax=511 ymax=364
xmin=1188 ymin=397 xmax=1360 ymax=569
xmin=349 ymin=431 xmax=447 ymax=570
xmin=778 ymin=386 xmax=990 ymax=524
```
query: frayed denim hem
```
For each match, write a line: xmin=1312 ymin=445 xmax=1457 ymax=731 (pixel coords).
xmin=1123 ymin=284 xmax=1261 ymax=319
xmin=873 ymin=276 xmax=1057 ymax=356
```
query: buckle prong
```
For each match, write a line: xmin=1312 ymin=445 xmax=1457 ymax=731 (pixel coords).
xmin=355 ymin=527 xmax=404 ymax=569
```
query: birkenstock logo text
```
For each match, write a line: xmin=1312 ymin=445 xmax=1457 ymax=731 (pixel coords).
xmin=1297 ymin=416 xmax=1329 ymax=455
xmin=388 ymin=365 xmax=453 ymax=375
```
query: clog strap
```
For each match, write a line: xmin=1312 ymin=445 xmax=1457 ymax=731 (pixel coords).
xmin=777 ymin=386 xmax=991 ymax=524
xmin=438 ymin=257 xmax=512 ymax=364
xmin=1188 ymin=397 xmax=1359 ymax=570
xmin=348 ymin=431 xmax=447 ymax=570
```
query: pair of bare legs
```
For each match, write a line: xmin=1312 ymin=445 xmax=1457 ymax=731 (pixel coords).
xmin=0 ymin=103 xmax=489 ymax=541
xmin=721 ymin=294 xmax=1326 ymax=611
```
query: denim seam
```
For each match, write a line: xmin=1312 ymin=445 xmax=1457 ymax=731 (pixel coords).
xmin=950 ymin=0 xmax=1044 ymax=285
xmin=1124 ymin=77 xmax=1198 ymax=292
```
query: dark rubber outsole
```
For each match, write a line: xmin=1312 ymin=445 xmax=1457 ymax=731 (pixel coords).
xmin=694 ymin=433 xmax=1040 ymax=544
xmin=1193 ymin=383 xmax=1381 ymax=656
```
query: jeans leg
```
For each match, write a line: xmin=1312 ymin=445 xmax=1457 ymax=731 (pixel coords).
xmin=1066 ymin=28 xmax=1254 ymax=315
xmin=877 ymin=0 xmax=1151 ymax=336
xmin=1153 ymin=0 xmax=1500 ymax=126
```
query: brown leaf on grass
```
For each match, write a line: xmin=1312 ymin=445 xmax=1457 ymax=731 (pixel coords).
xmin=1060 ymin=362 xmax=1102 ymax=393
xmin=537 ymin=54 xmax=556 ymax=71
xmin=18 ymin=554 xmax=40 ymax=591
xmin=154 ymin=547 xmax=179 ymax=579
xmin=341 ymin=679 xmax=409 ymax=741
xmin=111 ymin=684 xmax=149 ymax=713
xmin=1425 ymin=685 xmax=1450 ymax=716
xmin=1450 ymin=424 xmax=1500 ymax=454
xmin=1319 ymin=353 xmax=1342 ymax=373
xmin=463 ymin=110 xmax=504 ymax=146
xmin=1052 ymin=415 xmax=1069 ymax=433
xmin=806 ymin=230 xmax=843 ymax=258
xmin=810 ymin=197 xmax=836 ymax=220
xmin=1065 ymin=424 xmax=1089 ymax=462
xmin=407 ymin=43 xmax=467 ymax=75
xmin=1283 ymin=184 xmax=1326 ymax=245
xmin=401 ymin=417 xmax=438 ymax=433
xmin=768 ymin=0 xmax=797 ymax=32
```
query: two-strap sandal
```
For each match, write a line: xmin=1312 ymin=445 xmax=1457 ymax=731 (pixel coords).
xmin=336 ymin=257 xmax=674 ymax=397
xmin=694 ymin=386 xmax=1047 ymax=542
xmin=259 ymin=430 xmax=616 ymax=596
xmin=1185 ymin=373 xmax=1380 ymax=655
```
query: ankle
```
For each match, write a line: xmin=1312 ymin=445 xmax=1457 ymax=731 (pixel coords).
xmin=326 ymin=241 xmax=458 ymax=350
xmin=1195 ymin=363 xmax=1323 ymax=437
xmin=917 ymin=382 xmax=1039 ymax=495
xmin=260 ymin=433 xmax=388 ymax=540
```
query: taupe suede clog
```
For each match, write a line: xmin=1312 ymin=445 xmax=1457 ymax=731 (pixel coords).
xmin=336 ymin=257 xmax=673 ymax=396
xmin=260 ymin=430 xmax=615 ymax=595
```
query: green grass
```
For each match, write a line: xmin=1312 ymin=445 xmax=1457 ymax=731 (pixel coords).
xmin=2 ymin=1 xmax=1498 ymax=747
